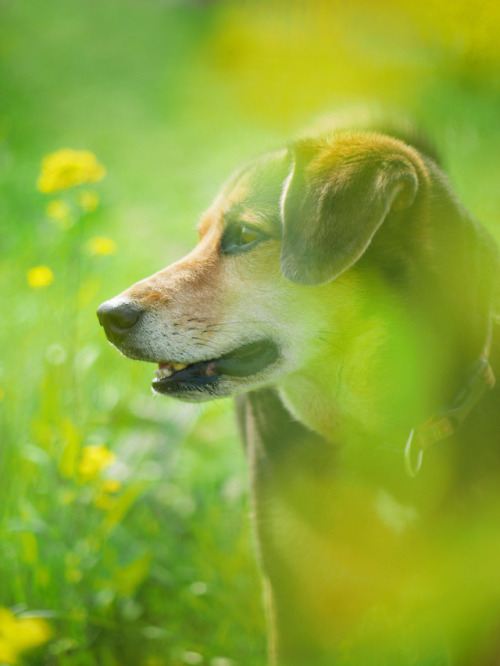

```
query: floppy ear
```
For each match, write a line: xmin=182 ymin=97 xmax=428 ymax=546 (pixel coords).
xmin=280 ymin=136 xmax=420 ymax=285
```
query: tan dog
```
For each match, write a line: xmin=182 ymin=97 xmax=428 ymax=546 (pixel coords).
xmin=98 ymin=120 xmax=500 ymax=665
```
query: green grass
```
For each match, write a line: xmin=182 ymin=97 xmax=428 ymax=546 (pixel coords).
xmin=1 ymin=0 xmax=500 ymax=664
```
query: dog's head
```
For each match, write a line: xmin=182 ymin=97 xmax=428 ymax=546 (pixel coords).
xmin=97 ymin=130 xmax=495 ymax=407
xmin=97 ymin=132 xmax=427 ymax=401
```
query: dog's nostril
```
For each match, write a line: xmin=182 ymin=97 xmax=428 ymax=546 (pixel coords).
xmin=97 ymin=300 xmax=144 ymax=333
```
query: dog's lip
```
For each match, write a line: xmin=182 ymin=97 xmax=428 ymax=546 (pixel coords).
xmin=151 ymin=339 xmax=279 ymax=392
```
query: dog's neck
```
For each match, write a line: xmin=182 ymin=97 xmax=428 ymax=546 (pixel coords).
xmin=278 ymin=321 xmax=393 ymax=444
xmin=276 ymin=272 xmax=482 ymax=454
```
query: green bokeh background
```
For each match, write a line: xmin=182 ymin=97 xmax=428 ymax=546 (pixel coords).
xmin=1 ymin=1 xmax=500 ymax=664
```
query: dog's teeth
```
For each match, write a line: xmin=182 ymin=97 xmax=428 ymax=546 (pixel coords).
xmin=155 ymin=367 xmax=173 ymax=379
xmin=154 ymin=362 xmax=189 ymax=380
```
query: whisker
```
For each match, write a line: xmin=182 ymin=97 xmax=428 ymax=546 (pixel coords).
xmin=318 ymin=337 xmax=345 ymax=353
xmin=204 ymin=320 xmax=274 ymax=328
xmin=333 ymin=279 xmax=358 ymax=291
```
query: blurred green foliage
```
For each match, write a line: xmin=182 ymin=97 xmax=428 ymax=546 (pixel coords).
xmin=1 ymin=0 xmax=500 ymax=664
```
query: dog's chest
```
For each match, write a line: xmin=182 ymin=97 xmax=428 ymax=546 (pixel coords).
xmin=252 ymin=463 xmax=422 ymax=649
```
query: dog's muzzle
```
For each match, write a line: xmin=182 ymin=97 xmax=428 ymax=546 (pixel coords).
xmin=97 ymin=298 xmax=144 ymax=345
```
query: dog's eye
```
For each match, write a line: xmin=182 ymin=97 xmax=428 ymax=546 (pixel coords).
xmin=221 ymin=224 xmax=267 ymax=254
xmin=240 ymin=226 xmax=260 ymax=244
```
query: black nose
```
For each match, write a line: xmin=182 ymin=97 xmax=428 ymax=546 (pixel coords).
xmin=97 ymin=299 xmax=144 ymax=341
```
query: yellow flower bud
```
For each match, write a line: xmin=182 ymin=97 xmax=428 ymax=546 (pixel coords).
xmin=27 ymin=265 xmax=54 ymax=288
xmin=87 ymin=236 xmax=117 ymax=256
xmin=46 ymin=200 xmax=73 ymax=228
xmin=78 ymin=190 xmax=100 ymax=213
xmin=101 ymin=479 xmax=122 ymax=494
xmin=78 ymin=445 xmax=116 ymax=481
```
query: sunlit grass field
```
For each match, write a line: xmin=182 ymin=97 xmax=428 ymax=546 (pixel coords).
xmin=1 ymin=0 xmax=500 ymax=664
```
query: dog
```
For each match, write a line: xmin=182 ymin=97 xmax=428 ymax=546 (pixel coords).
xmin=98 ymin=117 xmax=500 ymax=665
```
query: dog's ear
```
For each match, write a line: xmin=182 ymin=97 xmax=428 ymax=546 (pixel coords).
xmin=280 ymin=135 xmax=420 ymax=285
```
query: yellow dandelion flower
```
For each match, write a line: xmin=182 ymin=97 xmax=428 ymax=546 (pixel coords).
xmin=78 ymin=444 xmax=116 ymax=481
xmin=37 ymin=149 xmax=106 ymax=194
xmin=0 ymin=608 xmax=52 ymax=664
xmin=46 ymin=199 xmax=73 ymax=229
xmin=87 ymin=236 xmax=117 ymax=256
xmin=27 ymin=265 xmax=54 ymax=288
xmin=101 ymin=479 xmax=122 ymax=494
xmin=78 ymin=190 xmax=99 ymax=213
xmin=0 ymin=639 xmax=15 ymax=665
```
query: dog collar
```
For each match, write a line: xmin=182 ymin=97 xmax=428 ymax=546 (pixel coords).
xmin=404 ymin=338 xmax=496 ymax=477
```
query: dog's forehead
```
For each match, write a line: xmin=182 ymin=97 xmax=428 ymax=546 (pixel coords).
xmin=210 ymin=149 xmax=291 ymax=232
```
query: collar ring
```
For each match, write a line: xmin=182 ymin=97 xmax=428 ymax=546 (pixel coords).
xmin=404 ymin=428 xmax=423 ymax=478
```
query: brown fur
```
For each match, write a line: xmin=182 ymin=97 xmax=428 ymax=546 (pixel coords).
xmin=98 ymin=123 xmax=500 ymax=666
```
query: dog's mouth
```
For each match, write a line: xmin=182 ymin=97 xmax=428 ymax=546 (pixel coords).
xmin=151 ymin=339 xmax=279 ymax=395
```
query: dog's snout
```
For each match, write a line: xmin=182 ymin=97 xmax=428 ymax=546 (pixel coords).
xmin=97 ymin=299 xmax=144 ymax=340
